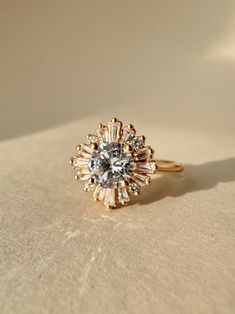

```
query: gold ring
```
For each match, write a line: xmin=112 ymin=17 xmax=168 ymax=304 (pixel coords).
xmin=69 ymin=118 xmax=183 ymax=209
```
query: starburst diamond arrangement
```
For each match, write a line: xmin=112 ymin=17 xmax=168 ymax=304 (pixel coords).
xmin=69 ymin=118 xmax=157 ymax=209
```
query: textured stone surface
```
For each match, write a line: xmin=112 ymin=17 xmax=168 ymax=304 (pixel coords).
xmin=0 ymin=1 xmax=235 ymax=314
xmin=0 ymin=117 xmax=234 ymax=314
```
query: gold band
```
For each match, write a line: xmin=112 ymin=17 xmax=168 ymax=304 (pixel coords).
xmin=156 ymin=160 xmax=184 ymax=172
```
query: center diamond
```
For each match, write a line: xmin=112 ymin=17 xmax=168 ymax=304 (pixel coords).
xmin=88 ymin=143 xmax=134 ymax=188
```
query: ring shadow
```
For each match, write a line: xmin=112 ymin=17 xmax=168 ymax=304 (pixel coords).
xmin=130 ymin=157 xmax=235 ymax=205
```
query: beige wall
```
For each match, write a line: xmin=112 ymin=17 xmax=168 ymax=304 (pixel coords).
xmin=1 ymin=0 xmax=235 ymax=139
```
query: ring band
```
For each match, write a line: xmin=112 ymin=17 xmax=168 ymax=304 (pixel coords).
xmin=156 ymin=160 xmax=184 ymax=172
xmin=69 ymin=118 xmax=184 ymax=209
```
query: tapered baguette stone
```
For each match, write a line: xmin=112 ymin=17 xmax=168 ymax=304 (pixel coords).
xmin=132 ymin=173 xmax=150 ymax=186
xmin=135 ymin=161 xmax=157 ymax=174
xmin=73 ymin=157 xmax=90 ymax=168
xmin=108 ymin=121 xmax=122 ymax=143
xmin=93 ymin=186 xmax=106 ymax=201
xmin=104 ymin=188 xmax=116 ymax=208
xmin=97 ymin=126 xmax=109 ymax=144
xmin=134 ymin=146 xmax=153 ymax=161
xmin=121 ymin=126 xmax=136 ymax=144
xmin=118 ymin=187 xmax=130 ymax=204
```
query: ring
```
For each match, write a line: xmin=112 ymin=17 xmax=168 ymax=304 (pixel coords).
xmin=69 ymin=118 xmax=184 ymax=209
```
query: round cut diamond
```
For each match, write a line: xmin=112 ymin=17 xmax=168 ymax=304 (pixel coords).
xmin=88 ymin=143 xmax=134 ymax=188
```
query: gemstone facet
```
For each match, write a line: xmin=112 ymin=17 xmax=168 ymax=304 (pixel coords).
xmin=88 ymin=143 xmax=134 ymax=188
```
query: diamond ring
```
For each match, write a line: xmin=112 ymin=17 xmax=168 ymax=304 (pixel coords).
xmin=69 ymin=118 xmax=183 ymax=209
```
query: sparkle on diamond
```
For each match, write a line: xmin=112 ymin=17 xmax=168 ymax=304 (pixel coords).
xmin=88 ymin=143 xmax=134 ymax=188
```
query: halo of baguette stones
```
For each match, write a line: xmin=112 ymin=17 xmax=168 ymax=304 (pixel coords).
xmin=70 ymin=118 xmax=157 ymax=209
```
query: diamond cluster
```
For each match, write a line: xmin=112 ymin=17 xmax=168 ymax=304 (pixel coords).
xmin=70 ymin=118 xmax=157 ymax=208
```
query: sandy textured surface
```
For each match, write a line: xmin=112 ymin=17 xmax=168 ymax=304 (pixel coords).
xmin=0 ymin=1 xmax=235 ymax=314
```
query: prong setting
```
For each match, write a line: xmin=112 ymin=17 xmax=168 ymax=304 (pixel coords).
xmin=123 ymin=144 xmax=133 ymax=153
xmin=90 ymin=143 xmax=98 ymax=151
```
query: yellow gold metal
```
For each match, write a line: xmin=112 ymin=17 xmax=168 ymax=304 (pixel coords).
xmin=75 ymin=174 xmax=80 ymax=180
xmin=149 ymin=148 xmax=154 ymax=155
xmin=123 ymin=144 xmax=133 ymax=153
xmin=121 ymin=200 xmax=128 ymax=206
xmin=90 ymin=143 xmax=98 ymax=150
xmin=120 ymin=180 xmax=129 ymax=188
xmin=97 ymin=123 xmax=103 ymax=129
xmin=156 ymin=160 xmax=184 ymax=172
xmin=111 ymin=117 xmax=118 ymax=123
xmin=105 ymin=203 xmax=117 ymax=210
xmin=88 ymin=178 xmax=95 ymax=184
xmin=76 ymin=144 xmax=82 ymax=151
xmin=127 ymin=124 xmax=134 ymax=129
